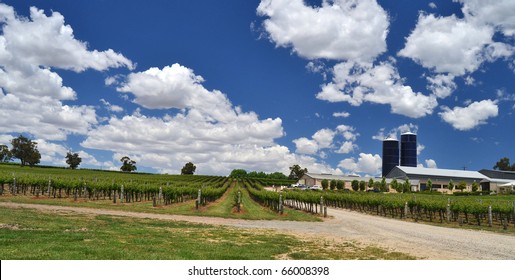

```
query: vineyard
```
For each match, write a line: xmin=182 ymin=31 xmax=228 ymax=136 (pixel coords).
xmin=1 ymin=164 xmax=515 ymax=231
xmin=241 ymin=178 xmax=515 ymax=230
xmin=0 ymin=164 xmax=229 ymax=207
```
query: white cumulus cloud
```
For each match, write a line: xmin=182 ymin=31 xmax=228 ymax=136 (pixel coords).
xmin=438 ymin=99 xmax=498 ymax=130
xmin=338 ymin=153 xmax=382 ymax=175
xmin=316 ymin=60 xmax=438 ymax=118
xmin=256 ymin=0 xmax=389 ymax=62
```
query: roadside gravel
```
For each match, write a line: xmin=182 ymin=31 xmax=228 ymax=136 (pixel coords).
xmin=2 ymin=202 xmax=514 ymax=259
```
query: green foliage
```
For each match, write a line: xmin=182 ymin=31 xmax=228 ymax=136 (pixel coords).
xmin=0 ymin=145 xmax=12 ymax=162
xmin=336 ymin=180 xmax=344 ymax=190
xmin=448 ymin=179 xmax=455 ymax=191
xmin=471 ymin=182 xmax=479 ymax=192
xmin=229 ymin=169 xmax=247 ymax=178
xmin=181 ymin=162 xmax=196 ymax=175
xmin=402 ymin=179 xmax=411 ymax=193
xmin=359 ymin=181 xmax=366 ymax=192
xmin=10 ymin=135 xmax=41 ymax=167
xmin=427 ymin=179 xmax=433 ymax=191
xmin=456 ymin=181 xmax=467 ymax=192
xmin=321 ymin=179 xmax=329 ymax=190
xmin=65 ymin=152 xmax=82 ymax=170
xmin=493 ymin=157 xmax=515 ymax=171
xmin=390 ymin=179 xmax=399 ymax=192
xmin=368 ymin=178 xmax=374 ymax=190
xmin=380 ymin=177 xmax=388 ymax=192
xmin=330 ymin=179 xmax=337 ymax=190
xmin=351 ymin=180 xmax=359 ymax=192
xmin=289 ymin=164 xmax=307 ymax=180
xmin=120 ymin=156 xmax=137 ymax=172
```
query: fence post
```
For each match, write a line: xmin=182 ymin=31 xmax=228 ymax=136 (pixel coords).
xmin=12 ymin=177 xmax=16 ymax=196
xmin=237 ymin=191 xmax=241 ymax=212
xmin=447 ymin=198 xmax=451 ymax=223
xmin=198 ymin=189 xmax=202 ymax=206
xmin=320 ymin=196 xmax=324 ymax=216
xmin=488 ymin=205 xmax=493 ymax=227
xmin=324 ymin=206 xmax=327 ymax=218
xmin=48 ymin=179 xmax=51 ymax=197
xmin=279 ymin=194 xmax=283 ymax=215
xmin=120 ymin=185 xmax=124 ymax=203
xmin=404 ymin=202 xmax=408 ymax=219
xmin=159 ymin=186 xmax=163 ymax=205
xmin=113 ymin=190 xmax=116 ymax=204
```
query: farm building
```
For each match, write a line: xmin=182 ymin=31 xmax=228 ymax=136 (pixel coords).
xmin=478 ymin=169 xmax=515 ymax=193
xmin=299 ymin=173 xmax=419 ymax=191
xmin=386 ymin=166 xmax=489 ymax=192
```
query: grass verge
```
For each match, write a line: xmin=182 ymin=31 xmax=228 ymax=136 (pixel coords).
xmin=0 ymin=206 xmax=415 ymax=260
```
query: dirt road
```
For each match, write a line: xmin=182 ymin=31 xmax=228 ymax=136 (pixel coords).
xmin=2 ymin=202 xmax=514 ymax=259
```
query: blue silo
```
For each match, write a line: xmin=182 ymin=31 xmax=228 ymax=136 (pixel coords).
xmin=382 ymin=137 xmax=399 ymax=177
xmin=401 ymin=132 xmax=417 ymax=167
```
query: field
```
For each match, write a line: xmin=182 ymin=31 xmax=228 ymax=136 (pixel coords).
xmin=1 ymin=164 xmax=514 ymax=259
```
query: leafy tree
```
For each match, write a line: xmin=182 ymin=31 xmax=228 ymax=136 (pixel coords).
xmin=289 ymin=164 xmax=308 ymax=180
xmin=471 ymin=181 xmax=479 ymax=192
xmin=448 ymin=180 xmax=455 ymax=191
xmin=368 ymin=178 xmax=374 ymax=190
xmin=269 ymin=172 xmax=288 ymax=180
xmin=402 ymin=179 xmax=411 ymax=193
xmin=359 ymin=181 xmax=366 ymax=192
xmin=120 ymin=156 xmax=137 ymax=172
xmin=457 ymin=181 xmax=467 ymax=192
xmin=10 ymin=135 xmax=41 ymax=167
xmin=321 ymin=179 xmax=329 ymax=190
xmin=329 ymin=179 xmax=337 ymax=190
xmin=229 ymin=169 xmax=247 ymax=178
xmin=336 ymin=180 xmax=344 ymax=190
xmin=351 ymin=180 xmax=359 ymax=191
xmin=181 ymin=162 xmax=196 ymax=175
xmin=427 ymin=179 xmax=433 ymax=192
xmin=493 ymin=157 xmax=514 ymax=171
xmin=0 ymin=144 xmax=12 ymax=162
xmin=373 ymin=181 xmax=381 ymax=191
xmin=390 ymin=179 xmax=399 ymax=192
xmin=65 ymin=152 xmax=82 ymax=169
xmin=380 ymin=177 xmax=388 ymax=192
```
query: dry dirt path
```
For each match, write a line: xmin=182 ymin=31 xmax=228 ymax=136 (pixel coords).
xmin=2 ymin=202 xmax=514 ymax=260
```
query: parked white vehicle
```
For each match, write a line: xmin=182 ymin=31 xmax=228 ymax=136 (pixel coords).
xmin=309 ymin=185 xmax=322 ymax=190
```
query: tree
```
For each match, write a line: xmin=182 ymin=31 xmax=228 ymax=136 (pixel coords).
xmin=329 ymin=179 xmax=337 ymax=190
xmin=427 ymin=179 xmax=433 ymax=192
xmin=336 ymin=180 xmax=344 ymax=190
xmin=0 ymin=145 xmax=12 ymax=162
xmin=229 ymin=169 xmax=247 ymax=178
xmin=289 ymin=164 xmax=308 ymax=180
xmin=65 ymin=152 xmax=82 ymax=169
xmin=368 ymin=178 xmax=374 ymax=190
xmin=351 ymin=180 xmax=359 ymax=191
xmin=390 ymin=179 xmax=399 ymax=192
xmin=359 ymin=181 xmax=366 ymax=192
xmin=471 ymin=181 xmax=479 ymax=192
xmin=321 ymin=179 xmax=329 ymax=190
xmin=120 ymin=156 xmax=137 ymax=172
xmin=457 ymin=181 xmax=467 ymax=192
xmin=402 ymin=179 xmax=411 ymax=193
xmin=380 ymin=177 xmax=388 ymax=192
xmin=448 ymin=180 xmax=455 ymax=191
xmin=10 ymin=135 xmax=41 ymax=167
xmin=181 ymin=162 xmax=196 ymax=175
xmin=493 ymin=157 xmax=514 ymax=171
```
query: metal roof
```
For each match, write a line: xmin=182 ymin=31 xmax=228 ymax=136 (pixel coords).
xmin=392 ymin=166 xmax=489 ymax=180
xmin=303 ymin=173 xmax=395 ymax=183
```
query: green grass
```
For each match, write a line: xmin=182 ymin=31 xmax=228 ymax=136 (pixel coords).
xmin=0 ymin=206 xmax=415 ymax=260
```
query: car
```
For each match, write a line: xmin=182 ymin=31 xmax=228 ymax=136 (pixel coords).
xmin=309 ymin=185 xmax=322 ymax=190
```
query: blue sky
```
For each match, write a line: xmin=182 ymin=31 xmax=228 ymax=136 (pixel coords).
xmin=0 ymin=0 xmax=513 ymax=176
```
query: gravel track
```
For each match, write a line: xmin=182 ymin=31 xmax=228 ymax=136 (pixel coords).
xmin=2 ymin=202 xmax=514 ymax=259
